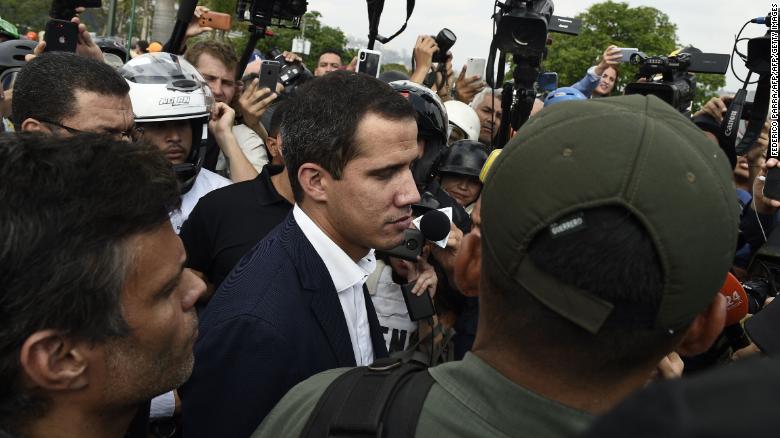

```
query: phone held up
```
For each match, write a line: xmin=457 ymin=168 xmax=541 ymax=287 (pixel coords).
xmin=44 ymin=19 xmax=79 ymax=53
xmin=357 ymin=49 xmax=382 ymax=78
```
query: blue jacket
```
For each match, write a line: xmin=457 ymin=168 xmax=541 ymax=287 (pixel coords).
xmin=180 ymin=212 xmax=389 ymax=438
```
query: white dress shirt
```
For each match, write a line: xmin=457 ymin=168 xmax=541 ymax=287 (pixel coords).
xmin=293 ymin=204 xmax=376 ymax=366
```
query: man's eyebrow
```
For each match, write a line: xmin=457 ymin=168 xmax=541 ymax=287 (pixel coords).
xmin=155 ymin=260 xmax=186 ymax=298
xmin=367 ymin=162 xmax=407 ymax=176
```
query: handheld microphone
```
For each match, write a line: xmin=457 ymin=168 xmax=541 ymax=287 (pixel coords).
xmin=378 ymin=210 xmax=452 ymax=261
xmin=719 ymin=273 xmax=751 ymax=350
xmin=420 ymin=209 xmax=451 ymax=242
xmin=720 ymin=272 xmax=749 ymax=326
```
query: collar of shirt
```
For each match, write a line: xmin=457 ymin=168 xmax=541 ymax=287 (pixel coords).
xmin=293 ymin=204 xmax=376 ymax=292
xmin=254 ymin=164 xmax=289 ymax=206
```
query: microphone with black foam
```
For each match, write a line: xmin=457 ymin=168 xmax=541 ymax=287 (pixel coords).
xmin=164 ymin=0 xmax=200 ymax=54
xmin=419 ymin=209 xmax=451 ymax=242
xmin=378 ymin=210 xmax=452 ymax=262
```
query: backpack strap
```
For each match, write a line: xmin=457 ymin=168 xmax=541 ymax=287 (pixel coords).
xmin=301 ymin=357 xmax=434 ymax=438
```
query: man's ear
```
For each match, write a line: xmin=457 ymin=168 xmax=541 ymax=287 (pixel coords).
xmin=454 ymin=229 xmax=481 ymax=297
xmin=20 ymin=118 xmax=51 ymax=133
xmin=677 ymin=293 xmax=727 ymax=357
xmin=297 ymin=163 xmax=329 ymax=203
xmin=19 ymin=330 xmax=90 ymax=391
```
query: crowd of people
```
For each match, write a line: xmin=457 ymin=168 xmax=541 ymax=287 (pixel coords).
xmin=0 ymin=4 xmax=778 ymax=438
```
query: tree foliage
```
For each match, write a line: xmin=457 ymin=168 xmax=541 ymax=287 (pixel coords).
xmin=538 ymin=1 xmax=725 ymax=111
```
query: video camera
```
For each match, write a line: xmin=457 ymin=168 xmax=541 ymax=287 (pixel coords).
xmin=233 ymin=0 xmax=307 ymax=82
xmin=624 ymin=50 xmax=730 ymax=115
xmin=49 ymin=0 xmax=101 ymax=20
xmin=267 ymin=48 xmax=312 ymax=95
xmin=720 ymin=13 xmax=773 ymax=157
xmin=487 ymin=0 xmax=581 ymax=147
xmin=236 ymin=0 xmax=307 ymax=28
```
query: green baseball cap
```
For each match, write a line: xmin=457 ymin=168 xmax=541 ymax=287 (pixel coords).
xmin=481 ymin=95 xmax=739 ymax=334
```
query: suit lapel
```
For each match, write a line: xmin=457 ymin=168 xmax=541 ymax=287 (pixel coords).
xmin=282 ymin=214 xmax=356 ymax=367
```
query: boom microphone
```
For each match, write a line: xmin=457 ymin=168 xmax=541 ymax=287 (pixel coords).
xmin=419 ymin=210 xmax=451 ymax=242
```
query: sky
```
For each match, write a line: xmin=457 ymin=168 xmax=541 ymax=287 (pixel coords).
xmin=306 ymin=0 xmax=771 ymax=92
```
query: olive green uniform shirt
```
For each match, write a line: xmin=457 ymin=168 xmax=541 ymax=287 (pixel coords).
xmin=253 ymin=353 xmax=594 ymax=437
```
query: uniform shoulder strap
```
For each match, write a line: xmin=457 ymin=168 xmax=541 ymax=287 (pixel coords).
xmin=301 ymin=358 xmax=434 ymax=438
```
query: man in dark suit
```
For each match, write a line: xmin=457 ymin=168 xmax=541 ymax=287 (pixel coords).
xmin=180 ymin=71 xmax=422 ymax=438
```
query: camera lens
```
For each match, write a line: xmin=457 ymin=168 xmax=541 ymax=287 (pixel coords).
xmin=360 ymin=52 xmax=366 ymax=60
xmin=405 ymin=239 xmax=419 ymax=251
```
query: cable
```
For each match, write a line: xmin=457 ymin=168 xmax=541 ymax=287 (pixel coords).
xmin=752 ymin=175 xmax=769 ymax=242
xmin=730 ymin=20 xmax=760 ymax=85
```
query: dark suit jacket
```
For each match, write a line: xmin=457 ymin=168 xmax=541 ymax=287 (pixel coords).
xmin=180 ymin=212 xmax=388 ymax=438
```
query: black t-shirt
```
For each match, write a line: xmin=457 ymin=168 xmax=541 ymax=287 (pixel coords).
xmin=180 ymin=164 xmax=292 ymax=289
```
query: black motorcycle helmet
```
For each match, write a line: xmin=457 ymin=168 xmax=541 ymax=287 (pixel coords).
xmin=436 ymin=140 xmax=489 ymax=179
xmin=389 ymin=80 xmax=449 ymax=189
xmin=0 ymin=39 xmax=35 ymax=92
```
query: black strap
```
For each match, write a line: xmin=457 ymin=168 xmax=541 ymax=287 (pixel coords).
xmin=301 ymin=358 xmax=434 ymax=438
xmin=366 ymin=0 xmax=415 ymax=49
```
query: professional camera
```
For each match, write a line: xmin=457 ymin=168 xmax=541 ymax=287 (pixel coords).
xmin=720 ymin=13 xmax=772 ymax=156
xmin=233 ymin=0 xmax=307 ymax=82
xmin=236 ymin=0 xmax=307 ymax=28
xmin=267 ymin=48 xmax=312 ymax=94
xmin=49 ymin=0 xmax=101 ymax=20
xmin=431 ymin=28 xmax=456 ymax=63
xmin=487 ymin=1 xmax=581 ymax=147
xmin=624 ymin=50 xmax=729 ymax=115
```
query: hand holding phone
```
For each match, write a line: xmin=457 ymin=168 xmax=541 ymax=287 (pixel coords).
xmin=198 ymin=11 xmax=232 ymax=31
xmin=357 ymin=49 xmax=382 ymax=78
xmin=465 ymin=57 xmax=486 ymax=80
xmin=44 ymin=19 xmax=79 ymax=53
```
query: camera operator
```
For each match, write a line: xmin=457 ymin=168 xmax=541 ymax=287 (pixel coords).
xmin=184 ymin=40 xmax=270 ymax=181
xmin=409 ymin=35 xmax=454 ymax=101
xmin=254 ymin=95 xmax=735 ymax=437
xmin=570 ymin=45 xmax=623 ymax=98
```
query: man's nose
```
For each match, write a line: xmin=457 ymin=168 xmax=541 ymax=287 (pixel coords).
xmin=397 ymin=169 xmax=421 ymax=207
xmin=181 ymin=268 xmax=207 ymax=311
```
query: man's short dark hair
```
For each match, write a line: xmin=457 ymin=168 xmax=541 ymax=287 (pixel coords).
xmin=0 ymin=133 xmax=180 ymax=431
xmin=185 ymin=40 xmax=238 ymax=73
xmin=317 ymin=48 xmax=342 ymax=60
xmin=482 ymin=206 xmax=677 ymax=379
xmin=11 ymin=52 xmax=130 ymax=126
xmin=281 ymin=71 xmax=416 ymax=201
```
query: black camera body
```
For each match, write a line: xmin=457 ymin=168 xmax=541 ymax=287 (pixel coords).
xmin=624 ymin=51 xmax=729 ymax=114
xmin=431 ymin=28 xmax=456 ymax=63
xmin=236 ymin=0 xmax=307 ymax=28
xmin=267 ymin=48 xmax=312 ymax=95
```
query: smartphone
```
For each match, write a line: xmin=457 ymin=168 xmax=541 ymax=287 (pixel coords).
xmin=400 ymin=281 xmax=436 ymax=321
xmin=199 ymin=11 xmax=232 ymax=31
xmin=537 ymin=72 xmax=559 ymax=92
xmin=465 ymin=57 xmax=486 ymax=79
xmin=44 ymin=19 xmax=78 ymax=53
xmin=259 ymin=60 xmax=281 ymax=90
xmin=618 ymin=48 xmax=639 ymax=63
xmin=357 ymin=49 xmax=382 ymax=78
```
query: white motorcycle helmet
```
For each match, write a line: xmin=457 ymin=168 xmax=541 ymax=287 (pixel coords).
xmin=443 ymin=100 xmax=480 ymax=143
xmin=119 ymin=52 xmax=214 ymax=194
